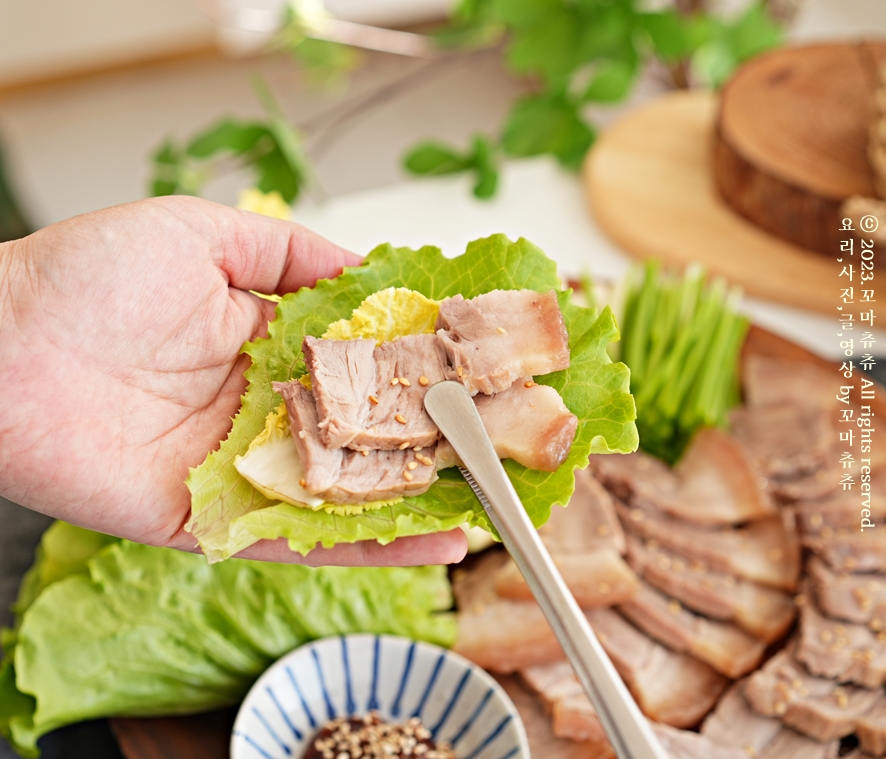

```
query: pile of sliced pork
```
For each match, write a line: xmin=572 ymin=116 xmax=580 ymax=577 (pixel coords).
xmin=273 ymin=290 xmax=578 ymax=504
xmin=453 ymin=354 xmax=886 ymax=759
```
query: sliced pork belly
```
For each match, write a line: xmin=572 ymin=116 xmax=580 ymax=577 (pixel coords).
xmin=795 ymin=479 xmax=886 ymax=532
xmin=518 ymin=662 xmax=607 ymax=743
xmin=802 ymin=528 xmax=886 ymax=573
xmin=742 ymin=355 xmax=839 ymax=410
xmin=651 ymin=723 xmax=749 ymax=759
xmin=302 ymin=337 xmax=376 ymax=448
xmin=321 ymin=446 xmax=438 ymax=504
xmin=744 ymin=646 xmax=883 ymax=742
xmin=589 ymin=449 xmax=681 ymax=510
xmin=808 ymin=557 xmax=886 ymax=627
xmin=452 ymin=552 xmax=561 ymax=672
xmin=470 ymin=380 xmax=577 ymax=471
xmin=673 ymin=427 xmax=775 ymax=525
xmin=796 ymin=596 xmax=886 ymax=689
xmin=618 ymin=583 xmax=766 ymax=678
xmin=435 ymin=289 xmax=570 ymax=395
xmin=304 ymin=334 xmax=448 ymax=451
xmin=435 ymin=381 xmax=577 ymax=472
xmin=494 ymin=675 xmax=615 ymax=759
xmin=625 ymin=535 xmax=796 ymax=643
xmin=729 ymin=404 xmax=832 ymax=479
xmin=586 ymin=607 xmax=729 ymax=727
xmin=701 ymin=681 xmax=840 ymax=759
xmin=544 ymin=467 xmax=625 ymax=555
xmin=769 ymin=464 xmax=841 ymax=503
xmin=615 ymin=500 xmax=801 ymax=591
xmin=273 ymin=380 xmax=342 ymax=493
xmin=495 ymin=549 xmax=639 ymax=607
xmin=857 ymin=698 xmax=886 ymax=757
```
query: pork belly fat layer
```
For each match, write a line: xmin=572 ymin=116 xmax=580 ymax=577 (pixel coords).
xmin=452 ymin=552 xmax=562 ymax=672
xmin=303 ymin=337 xmax=376 ymax=449
xmin=729 ymin=404 xmax=832 ymax=479
xmin=796 ymin=595 xmax=886 ymax=689
xmin=435 ymin=289 xmax=570 ymax=395
xmin=802 ymin=528 xmax=886 ymax=573
xmin=809 ymin=557 xmax=886 ymax=627
xmin=701 ymin=681 xmax=840 ymax=759
xmin=857 ymin=697 xmax=886 ymax=757
xmin=471 ymin=381 xmax=577 ymax=472
xmin=625 ymin=534 xmax=796 ymax=644
xmin=615 ymin=500 xmax=801 ymax=591
xmin=619 ymin=583 xmax=765 ymax=679
xmin=495 ymin=675 xmax=615 ymax=759
xmin=273 ymin=380 xmax=342 ymax=493
xmin=495 ymin=549 xmax=639 ymax=607
xmin=743 ymin=355 xmax=839 ymax=410
xmin=518 ymin=662 xmax=607 ymax=743
xmin=744 ymin=646 xmax=883 ymax=742
xmin=586 ymin=607 xmax=729 ymax=728
xmin=674 ymin=427 xmax=775 ymax=525
xmin=651 ymin=723 xmax=749 ymax=759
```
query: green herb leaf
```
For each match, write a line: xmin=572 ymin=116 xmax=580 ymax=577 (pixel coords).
xmin=186 ymin=235 xmax=637 ymax=561
xmin=501 ymin=93 xmax=595 ymax=169
xmin=637 ymin=11 xmax=694 ymax=62
xmin=186 ymin=120 xmax=271 ymax=158
xmin=582 ymin=58 xmax=638 ymax=103
xmin=404 ymin=143 xmax=473 ymax=175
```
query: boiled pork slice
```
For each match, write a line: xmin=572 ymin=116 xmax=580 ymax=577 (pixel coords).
xmin=729 ymin=404 xmax=833 ymax=479
xmin=302 ymin=336 xmax=376 ymax=448
xmin=273 ymin=380 xmax=342 ymax=493
xmin=615 ymin=499 xmax=801 ymax=591
xmin=589 ymin=449 xmax=681 ymax=510
xmin=495 ymin=549 xmax=639 ymax=608
xmin=794 ymin=480 xmax=886 ymax=532
xmin=435 ymin=289 xmax=570 ymax=395
xmin=808 ymin=557 xmax=886 ymax=628
xmin=857 ymin=697 xmax=886 ymax=757
xmin=618 ymin=583 xmax=766 ymax=679
xmin=673 ymin=427 xmax=775 ymax=525
xmin=585 ymin=607 xmax=729 ymax=728
xmin=625 ymin=534 xmax=796 ymax=643
xmin=742 ymin=355 xmax=839 ymax=410
xmin=701 ymin=681 xmax=840 ymax=759
xmin=744 ymin=645 xmax=883 ymax=742
xmin=495 ymin=675 xmax=615 ymax=759
xmin=518 ymin=661 xmax=607 ymax=743
xmin=434 ymin=380 xmax=577 ymax=472
xmin=651 ymin=723 xmax=749 ymax=759
xmin=304 ymin=334 xmax=449 ymax=451
xmin=274 ymin=379 xmax=438 ymax=503
xmin=796 ymin=594 xmax=886 ymax=689
xmin=452 ymin=551 xmax=562 ymax=672
xmin=802 ymin=528 xmax=886 ymax=573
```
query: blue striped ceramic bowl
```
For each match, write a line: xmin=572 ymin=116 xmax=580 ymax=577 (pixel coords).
xmin=231 ymin=634 xmax=528 ymax=759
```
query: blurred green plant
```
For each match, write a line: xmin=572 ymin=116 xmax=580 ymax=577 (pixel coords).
xmin=0 ymin=141 xmax=31 ymax=243
xmin=149 ymin=79 xmax=312 ymax=203
xmin=404 ymin=0 xmax=783 ymax=197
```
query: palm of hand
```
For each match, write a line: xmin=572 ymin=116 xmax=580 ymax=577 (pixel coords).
xmin=0 ymin=197 xmax=466 ymax=565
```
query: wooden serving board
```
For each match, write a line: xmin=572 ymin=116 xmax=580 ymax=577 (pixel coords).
xmin=583 ymin=90 xmax=836 ymax=315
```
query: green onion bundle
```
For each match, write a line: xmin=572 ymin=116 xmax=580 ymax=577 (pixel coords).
xmin=619 ymin=261 xmax=749 ymax=464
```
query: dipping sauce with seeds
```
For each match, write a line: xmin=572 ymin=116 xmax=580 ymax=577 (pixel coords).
xmin=302 ymin=713 xmax=455 ymax=759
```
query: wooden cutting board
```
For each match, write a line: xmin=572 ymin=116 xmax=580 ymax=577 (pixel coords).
xmin=583 ymin=90 xmax=836 ymax=315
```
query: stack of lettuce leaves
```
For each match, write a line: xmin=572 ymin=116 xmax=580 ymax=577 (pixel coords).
xmin=0 ymin=522 xmax=456 ymax=757
xmin=186 ymin=235 xmax=638 ymax=562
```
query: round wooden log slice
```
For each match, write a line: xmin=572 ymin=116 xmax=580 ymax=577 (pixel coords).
xmin=714 ymin=41 xmax=886 ymax=256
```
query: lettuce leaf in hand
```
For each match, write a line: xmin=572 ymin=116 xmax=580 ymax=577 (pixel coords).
xmin=0 ymin=525 xmax=454 ymax=758
xmin=186 ymin=234 xmax=638 ymax=561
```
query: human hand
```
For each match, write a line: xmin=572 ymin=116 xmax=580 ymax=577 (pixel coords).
xmin=0 ymin=196 xmax=467 ymax=566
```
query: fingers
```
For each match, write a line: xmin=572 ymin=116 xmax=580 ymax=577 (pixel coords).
xmin=207 ymin=200 xmax=363 ymax=295
xmin=233 ymin=529 xmax=469 ymax=567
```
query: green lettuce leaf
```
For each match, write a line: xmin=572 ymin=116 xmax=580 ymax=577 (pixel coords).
xmin=186 ymin=234 xmax=637 ymax=561
xmin=1 ymin=532 xmax=454 ymax=757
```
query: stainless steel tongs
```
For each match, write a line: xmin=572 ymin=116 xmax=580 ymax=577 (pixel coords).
xmin=424 ymin=381 xmax=669 ymax=759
